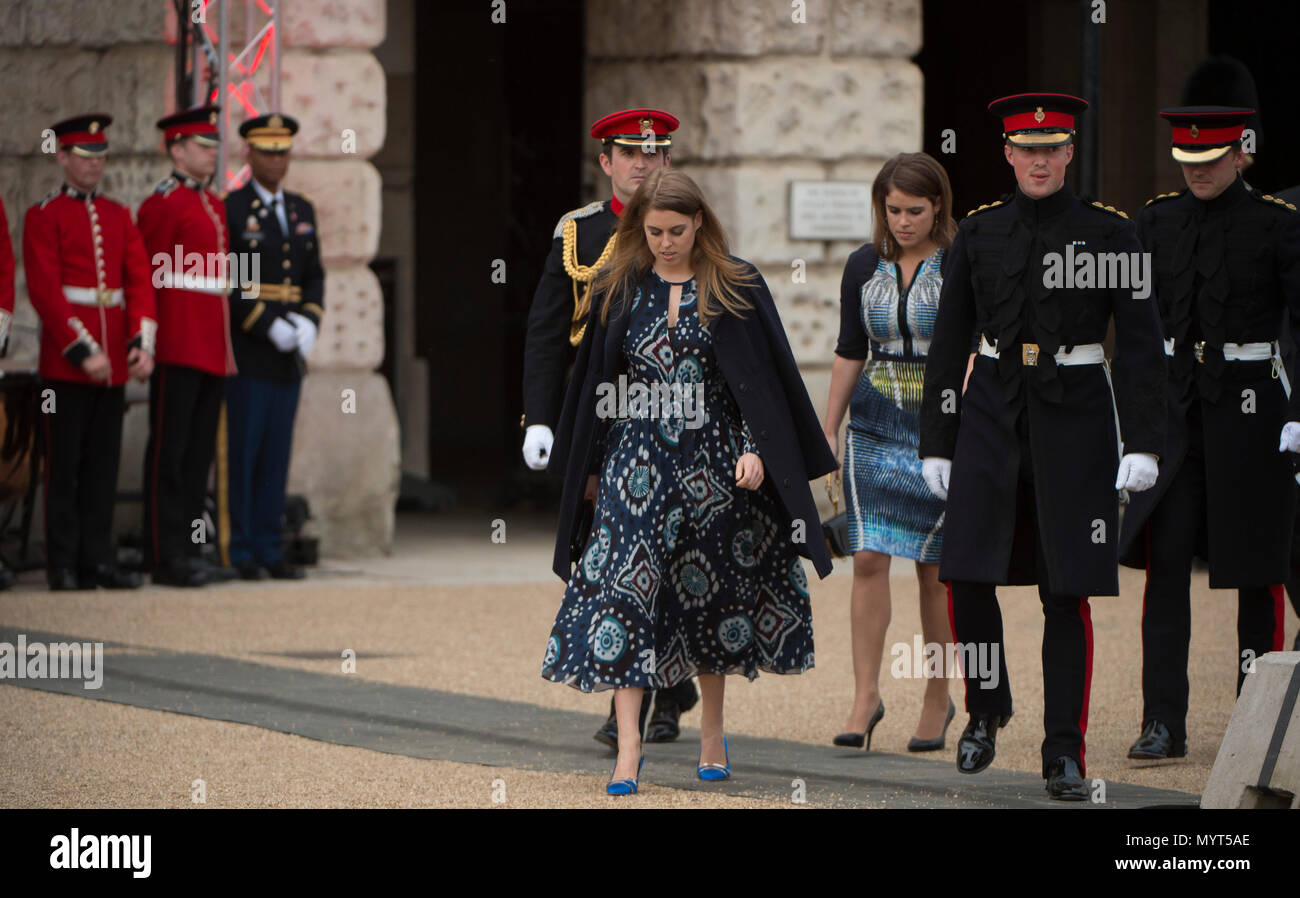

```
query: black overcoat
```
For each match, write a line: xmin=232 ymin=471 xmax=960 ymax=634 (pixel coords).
xmin=919 ymin=186 xmax=1167 ymax=597
xmin=1118 ymin=180 xmax=1300 ymax=587
xmin=548 ymin=262 xmax=838 ymax=582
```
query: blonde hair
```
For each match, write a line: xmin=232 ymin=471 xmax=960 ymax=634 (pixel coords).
xmin=595 ymin=169 xmax=754 ymax=326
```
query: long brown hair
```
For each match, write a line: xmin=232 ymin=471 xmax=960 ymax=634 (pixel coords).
xmin=594 ymin=169 xmax=754 ymax=326
xmin=871 ymin=152 xmax=957 ymax=261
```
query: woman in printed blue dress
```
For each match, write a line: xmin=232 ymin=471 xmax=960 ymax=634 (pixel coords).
xmin=822 ymin=153 xmax=958 ymax=752
xmin=542 ymin=170 xmax=836 ymax=794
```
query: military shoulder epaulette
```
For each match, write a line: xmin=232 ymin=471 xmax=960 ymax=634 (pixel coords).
xmin=153 ymin=176 xmax=179 ymax=197
xmin=37 ymin=188 xmax=61 ymax=210
xmin=1252 ymin=190 xmax=1298 ymax=212
xmin=1143 ymin=190 xmax=1182 ymax=207
xmin=552 ymin=200 xmax=605 ymax=239
xmin=965 ymin=198 xmax=1005 ymax=218
xmin=1088 ymin=200 xmax=1129 ymax=219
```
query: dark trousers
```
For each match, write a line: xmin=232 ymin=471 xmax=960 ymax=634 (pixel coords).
xmin=950 ymin=581 xmax=1093 ymax=777
xmin=221 ymin=374 xmax=300 ymax=566
xmin=948 ymin=408 xmax=1094 ymax=778
xmin=1287 ymin=475 xmax=1300 ymax=624
xmin=1141 ymin=405 xmax=1284 ymax=744
xmin=143 ymin=364 xmax=224 ymax=567
xmin=42 ymin=380 xmax=124 ymax=573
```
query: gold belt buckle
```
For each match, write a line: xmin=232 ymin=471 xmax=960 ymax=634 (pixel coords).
xmin=1194 ymin=340 xmax=1205 ymax=364
xmin=1022 ymin=343 xmax=1040 ymax=366
xmin=97 ymin=289 xmax=111 ymax=306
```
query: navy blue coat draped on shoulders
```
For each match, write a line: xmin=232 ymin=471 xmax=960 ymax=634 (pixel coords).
xmin=548 ymin=260 xmax=838 ymax=581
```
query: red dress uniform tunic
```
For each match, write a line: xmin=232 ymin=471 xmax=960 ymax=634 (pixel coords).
xmin=0 ymin=197 xmax=14 ymax=347
xmin=136 ymin=173 xmax=236 ymax=376
xmin=21 ymin=185 xmax=156 ymax=385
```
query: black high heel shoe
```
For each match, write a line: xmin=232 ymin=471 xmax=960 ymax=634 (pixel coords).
xmin=833 ymin=700 xmax=884 ymax=749
xmin=907 ymin=698 xmax=956 ymax=752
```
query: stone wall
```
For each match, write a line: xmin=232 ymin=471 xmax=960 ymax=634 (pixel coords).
xmin=585 ymin=0 xmax=924 ymax=513
xmin=0 ymin=0 xmax=396 ymax=558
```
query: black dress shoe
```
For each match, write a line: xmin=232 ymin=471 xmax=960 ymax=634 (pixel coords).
xmin=908 ymin=698 xmax=956 ymax=752
xmin=592 ymin=692 xmax=654 ymax=748
xmin=1127 ymin=719 xmax=1186 ymax=760
xmin=833 ymin=700 xmax=885 ymax=749
xmin=196 ymin=560 xmax=239 ymax=582
xmin=646 ymin=693 xmax=684 ymax=743
xmin=237 ymin=562 xmax=268 ymax=581
xmin=1045 ymin=756 xmax=1088 ymax=800
xmin=152 ymin=559 xmax=206 ymax=588
xmin=79 ymin=565 xmax=141 ymax=590
xmin=48 ymin=568 xmax=81 ymax=591
xmin=264 ymin=561 xmax=306 ymax=580
xmin=0 ymin=565 xmax=16 ymax=590
xmin=956 ymin=711 xmax=1012 ymax=774
xmin=593 ymin=710 xmax=618 ymax=749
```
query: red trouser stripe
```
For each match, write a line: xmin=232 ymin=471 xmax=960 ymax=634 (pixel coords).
xmin=1270 ymin=584 xmax=1285 ymax=652
xmin=1078 ymin=596 xmax=1094 ymax=774
xmin=150 ymin=368 xmax=166 ymax=563
xmin=1140 ymin=524 xmax=1151 ymax=724
xmin=42 ymin=410 xmax=51 ymax=565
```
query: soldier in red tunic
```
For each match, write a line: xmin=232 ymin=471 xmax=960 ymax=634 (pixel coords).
xmin=137 ymin=105 xmax=237 ymax=587
xmin=21 ymin=114 xmax=156 ymax=590
xmin=0 ymin=195 xmax=18 ymax=589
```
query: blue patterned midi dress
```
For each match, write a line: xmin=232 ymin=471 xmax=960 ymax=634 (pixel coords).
xmin=835 ymin=246 xmax=948 ymax=562
xmin=542 ymin=270 xmax=815 ymax=693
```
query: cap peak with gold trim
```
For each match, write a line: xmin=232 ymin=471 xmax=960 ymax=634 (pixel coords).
xmin=988 ymin=92 xmax=1088 ymax=147
xmin=157 ymin=104 xmax=221 ymax=147
xmin=590 ymin=107 xmax=679 ymax=149
xmin=239 ymin=112 xmax=299 ymax=152
xmin=1158 ymin=106 xmax=1252 ymax=164
xmin=52 ymin=113 xmax=113 ymax=157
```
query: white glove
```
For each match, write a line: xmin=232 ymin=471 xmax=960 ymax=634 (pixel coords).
xmin=267 ymin=317 xmax=298 ymax=353
xmin=1115 ymin=452 xmax=1159 ymax=492
xmin=286 ymin=311 xmax=317 ymax=361
xmin=921 ymin=457 xmax=952 ymax=500
xmin=523 ymin=425 xmax=554 ymax=471
xmin=1280 ymin=421 xmax=1300 ymax=454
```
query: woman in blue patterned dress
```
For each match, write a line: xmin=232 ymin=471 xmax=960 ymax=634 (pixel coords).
xmin=822 ymin=153 xmax=958 ymax=752
xmin=542 ymin=170 xmax=832 ymax=794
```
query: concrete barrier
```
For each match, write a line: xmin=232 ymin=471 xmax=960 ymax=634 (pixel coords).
xmin=1202 ymin=651 xmax=1300 ymax=809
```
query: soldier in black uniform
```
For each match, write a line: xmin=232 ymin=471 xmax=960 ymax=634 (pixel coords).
xmin=919 ymin=93 xmax=1167 ymax=799
xmin=219 ymin=113 xmax=323 ymax=579
xmin=1281 ymin=180 xmax=1300 ymax=652
xmin=1118 ymin=108 xmax=1300 ymax=759
xmin=521 ymin=108 xmax=699 ymax=747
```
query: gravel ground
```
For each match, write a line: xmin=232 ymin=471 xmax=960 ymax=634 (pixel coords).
xmin=3 ymin=559 xmax=1285 ymax=807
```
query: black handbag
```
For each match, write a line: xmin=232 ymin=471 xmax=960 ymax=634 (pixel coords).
xmin=821 ymin=471 xmax=852 ymax=559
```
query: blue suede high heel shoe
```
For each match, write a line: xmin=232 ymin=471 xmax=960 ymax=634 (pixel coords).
xmin=607 ymin=755 xmax=645 ymax=796
xmin=697 ymin=736 xmax=730 ymax=781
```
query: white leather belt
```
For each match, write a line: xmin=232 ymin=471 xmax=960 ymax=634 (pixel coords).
xmin=1163 ymin=338 xmax=1290 ymax=398
xmin=156 ymin=274 xmax=230 ymax=296
xmin=1162 ymin=337 xmax=1273 ymax=361
xmin=978 ymin=335 xmax=1104 ymax=366
xmin=62 ymin=286 xmax=123 ymax=307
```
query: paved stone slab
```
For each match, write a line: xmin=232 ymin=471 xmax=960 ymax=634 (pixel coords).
xmin=0 ymin=625 xmax=1197 ymax=808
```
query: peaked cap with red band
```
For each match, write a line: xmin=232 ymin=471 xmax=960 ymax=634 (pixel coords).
xmin=52 ymin=113 xmax=112 ymax=157
xmin=988 ymin=92 xmax=1088 ymax=147
xmin=156 ymin=105 xmax=221 ymax=147
xmin=1159 ymin=106 xmax=1252 ymax=164
xmin=590 ymin=107 xmax=679 ymax=149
